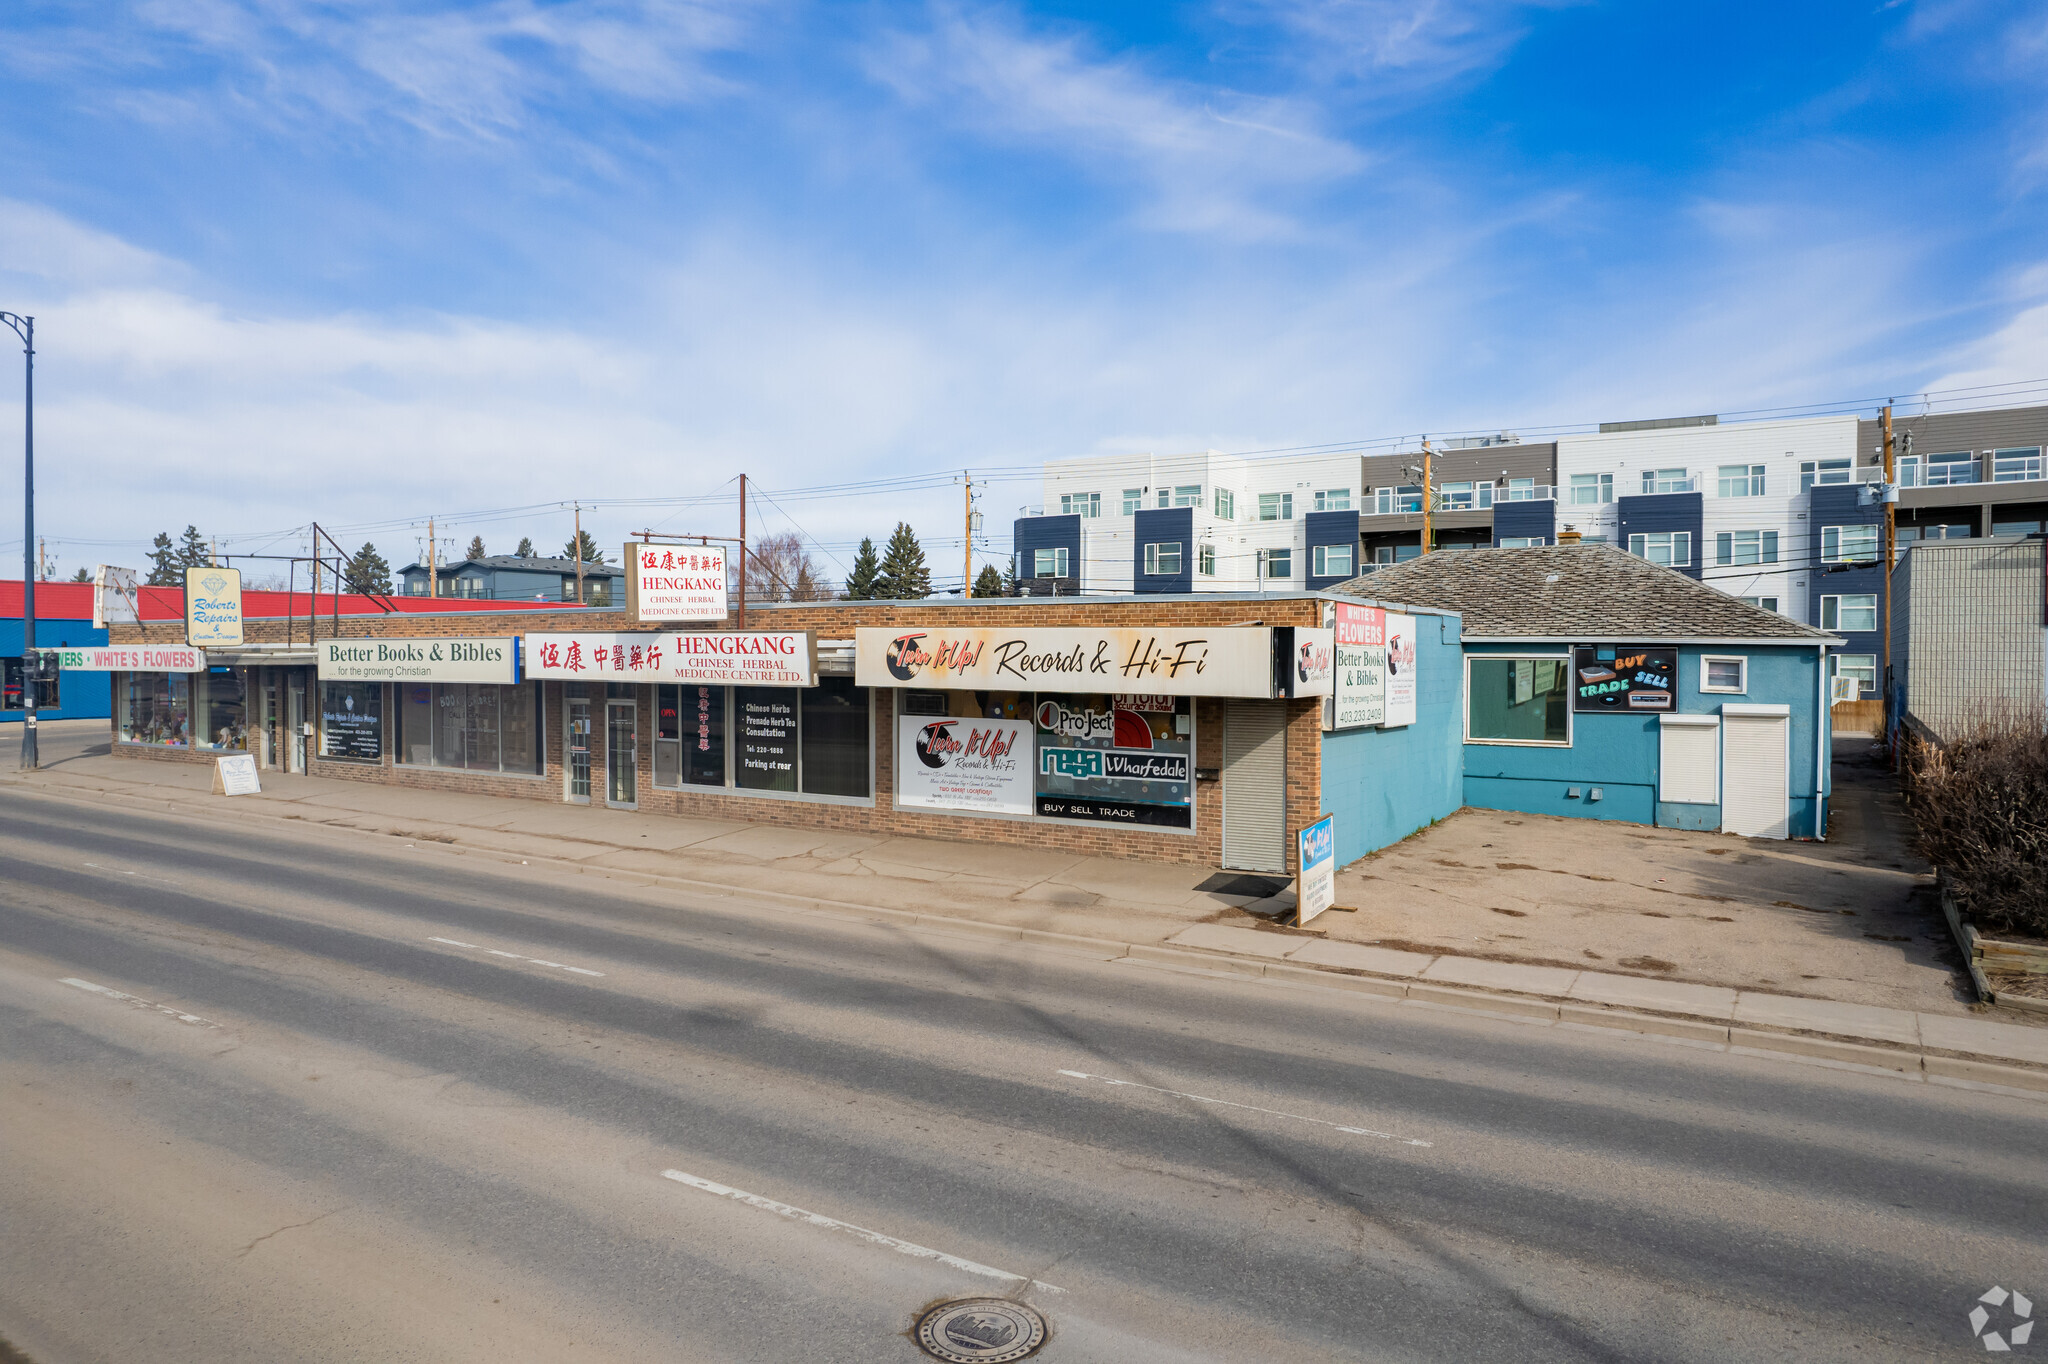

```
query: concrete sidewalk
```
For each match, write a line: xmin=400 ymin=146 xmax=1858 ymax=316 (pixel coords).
xmin=9 ymin=726 xmax=2047 ymax=1091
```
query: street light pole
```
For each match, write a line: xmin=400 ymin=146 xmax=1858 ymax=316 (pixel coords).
xmin=1 ymin=312 xmax=34 ymax=770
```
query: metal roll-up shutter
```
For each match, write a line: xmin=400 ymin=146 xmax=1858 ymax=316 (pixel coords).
xmin=1721 ymin=712 xmax=1789 ymax=839
xmin=1657 ymin=715 xmax=1720 ymax=805
xmin=1222 ymin=700 xmax=1287 ymax=872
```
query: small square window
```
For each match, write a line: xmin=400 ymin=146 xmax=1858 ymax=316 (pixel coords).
xmin=1033 ymin=547 xmax=1069 ymax=578
xmin=1122 ymin=488 xmax=1143 ymax=515
xmin=1702 ymin=656 xmax=1747 ymax=693
xmin=1311 ymin=544 xmax=1352 ymax=577
xmin=1264 ymin=547 xmax=1292 ymax=578
xmin=1143 ymin=541 xmax=1183 ymax=575
xmin=1258 ymin=492 xmax=1294 ymax=521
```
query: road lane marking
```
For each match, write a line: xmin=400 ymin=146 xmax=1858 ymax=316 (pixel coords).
xmin=60 ymin=977 xmax=219 ymax=1028
xmin=659 ymin=1169 xmax=1063 ymax=1293
xmin=81 ymin=861 xmax=181 ymax=887
xmin=425 ymin=938 xmax=605 ymax=977
xmin=1056 ymin=1069 xmax=1432 ymax=1147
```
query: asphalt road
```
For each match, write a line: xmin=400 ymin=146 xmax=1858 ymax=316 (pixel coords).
xmin=0 ymin=781 xmax=2042 ymax=1363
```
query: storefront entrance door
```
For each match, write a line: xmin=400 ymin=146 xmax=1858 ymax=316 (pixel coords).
xmin=262 ymin=673 xmax=283 ymax=769
xmin=605 ymin=699 xmax=637 ymax=808
xmin=566 ymin=698 xmax=592 ymax=803
xmin=286 ymin=674 xmax=308 ymax=774
xmin=1221 ymin=700 xmax=1287 ymax=872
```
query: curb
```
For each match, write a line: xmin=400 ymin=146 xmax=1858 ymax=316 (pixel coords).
xmin=11 ymin=772 xmax=2048 ymax=1095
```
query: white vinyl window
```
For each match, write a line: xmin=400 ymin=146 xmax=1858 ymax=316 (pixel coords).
xmin=1821 ymin=524 xmax=1879 ymax=562
xmin=1465 ymin=656 xmax=1572 ymax=746
xmin=1314 ymin=488 xmax=1351 ymax=512
xmin=1991 ymin=447 xmax=2045 ymax=482
xmin=1311 ymin=544 xmax=1353 ymax=577
xmin=1701 ymin=656 xmax=1747 ymax=693
xmin=1740 ymin=595 xmax=1780 ymax=614
xmin=1173 ymin=484 xmax=1202 ymax=508
xmin=1264 ymin=547 xmax=1292 ymax=578
xmin=1833 ymin=653 xmax=1876 ymax=695
xmin=1715 ymin=529 xmax=1779 ymax=566
xmin=1641 ymin=468 xmax=1691 ymax=494
xmin=1799 ymin=459 xmax=1851 ymax=491
xmin=1122 ymin=488 xmax=1144 ymax=515
xmin=1213 ymin=488 xmax=1235 ymax=520
xmin=1198 ymin=543 xmax=1215 ymax=575
xmin=1498 ymin=536 xmax=1545 ymax=548
xmin=1059 ymin=492 xmax=1101 ymax=518
xmin=1568 ymin=473 xmax=1613 ymax=505
xmin=1032 ymin=547 xmax=1069 ymax=578
xmin=1820 ymin=594 xmax=1878 ymax=632
xmin=1258 ymin=492 xmax=1294 ymax=521
xmin=1143 ymin=542 xmax=1183 ymax=575
xmin=1717 ymin=464 xmax=1766 ymax=497
xmin=1627 ymin=530 xmax=1692 ymax=567
xmin=1900 ymin=452 xmax=1976 ymax=487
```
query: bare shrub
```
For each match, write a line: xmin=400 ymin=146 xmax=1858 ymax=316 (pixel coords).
xmin=1900 ymin=719 xmax=2048 ymax=938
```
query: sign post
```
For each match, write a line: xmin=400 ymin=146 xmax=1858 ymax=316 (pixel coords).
xmin=1296 ymin=813 xmax=1336 ymax=926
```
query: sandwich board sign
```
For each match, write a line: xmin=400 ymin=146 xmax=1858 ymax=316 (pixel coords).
xmin=212 ymin=753 xmax=261 ymax=796
xmin=1296 ymin=813 xmax=1336 ymax=926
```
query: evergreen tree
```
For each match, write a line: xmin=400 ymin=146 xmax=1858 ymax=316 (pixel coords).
xmin=177 ymin=525 xmax=211 ymax=567
xmin=875 ymin=522 xmax=931 ymax=600
xmin=146 ymin=532 xmax=182 ymax=586
xmin=843 ymin=536 xmax=880 ymax=599
xmin=972 ymin=564 xmax=1004 ymax=599
xmin=71 ymin=566 xmax=91 ymax=582
xmin=344 ymin=542 xmax=393 ymax=595
xmin=1000 ymin=555 xmax=1019 ymax=597
xmin=563 ymin=530 xmax=606 ymax=564
xmin=465 ymin=535 xmax=487 ymax=561
xmin=515 ymin=536 xmax=536 ymax=558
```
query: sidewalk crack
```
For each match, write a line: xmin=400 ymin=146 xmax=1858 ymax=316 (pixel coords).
xmin=234 ymin=1207 xmax=345 ymax=1259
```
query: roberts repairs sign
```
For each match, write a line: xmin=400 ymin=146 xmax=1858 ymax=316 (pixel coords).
xmin=524 ymin=632 xmax=816 ymax=687
xmin=854 ymin=627 xmax=1275 ymax=698
xmin=317 ymin=638 xmax=518 ymax=684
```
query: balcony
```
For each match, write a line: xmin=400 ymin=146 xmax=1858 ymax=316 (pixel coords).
xmin=1636 ymin=477 xmax=1697 ymax=495
xmin=1898 ymin=459 xmax=1978 ymax=488
xmin=1498 ymin=483 xmax=1555 ymax=502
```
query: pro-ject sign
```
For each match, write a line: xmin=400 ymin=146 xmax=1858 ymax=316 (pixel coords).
xmin=525 ymin=632 xmax=815 ymax=687
xmin=317 ymin=638 xmax=518 ymax=684
xmin=59 ymin=645 xmax=204 ymax=672
xmin=184 ymin=566 xmax=244 ymax=648
xmin=854 ymin=626 xmax=1274 ymax=698
xmin=626 ymin=543 xmax=728 ymax=622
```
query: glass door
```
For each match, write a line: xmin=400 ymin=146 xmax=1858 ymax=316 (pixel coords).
xmin=566 ymin=698 xmax=591 ymax=803
xmin=286 ymin=673 xmax=308 ymax=773
xmin=262 ymin=672 xmax=283 ymax=769
xmin=605 ymin=699 xmax=637 ymax=807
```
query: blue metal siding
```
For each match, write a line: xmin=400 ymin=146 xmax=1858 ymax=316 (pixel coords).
xmin=1012 ymin=514 xmax=1082 ymax=588
xmin=1304 ymin=510 xmax=1362 ymax=589
xmin=1460 ymin=643 xmax=1826 ymax=838
xmin=1320 ymin=611 xmax=1465 ymax=864
xmin=1133 ymin=507 xmax=1193 ymax=594
xmin=1616 ymin=492 xmax=1705 ymax=579
xmin=1807 ymin=485 xmax=1884 ymax=690
xmin=2 ymin=616 xmax=112 ymax=721
xmin=1492 ymin=498 xmax=1556 ymax=546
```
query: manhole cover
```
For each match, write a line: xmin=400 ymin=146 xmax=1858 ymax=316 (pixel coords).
xmin=913 ymin=1298 xmax=1048 ymax=1362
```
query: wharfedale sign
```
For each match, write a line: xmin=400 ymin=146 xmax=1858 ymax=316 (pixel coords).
xmin=626 ymin=542 xmax=728 ymax=623
xmin=317 ymin=638 xmax=519 ymax=684
xmin=58 ymin=645 xmax=203 ymax=672
xmin=524 ymin=631 xmax=816 ymax=687
xmin=853 ymin=627 xmax=1276 ymax=699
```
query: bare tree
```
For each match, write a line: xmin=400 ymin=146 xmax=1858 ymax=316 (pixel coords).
xmin=745 ymin=531 xmax=834 ymax=603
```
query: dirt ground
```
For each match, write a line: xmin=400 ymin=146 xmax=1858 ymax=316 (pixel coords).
xmin=1288 ymin=738 xmax=1989 ymax=1016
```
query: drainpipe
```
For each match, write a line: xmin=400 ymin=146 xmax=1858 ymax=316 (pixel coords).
xmin=1814 ymin=641 xmax=1828 ymax=841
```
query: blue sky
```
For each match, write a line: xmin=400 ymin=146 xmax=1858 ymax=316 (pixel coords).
xmin=1 ymin=0 xmax=2044 ymax=586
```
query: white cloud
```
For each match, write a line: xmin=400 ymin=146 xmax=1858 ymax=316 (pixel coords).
xmin=0 ymin=198 xmax=176 ymax=289
xmin=1913 ymin=262 xmax=2048 ymax=401
xmin=866 ymin=5 xmax=1366 ymax=238
xmin=1231 ymin=0 xmax=1574 ymax=92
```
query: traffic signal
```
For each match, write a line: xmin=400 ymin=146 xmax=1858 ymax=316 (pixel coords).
xmin=35 ymin=650 xmax=59 ymax=681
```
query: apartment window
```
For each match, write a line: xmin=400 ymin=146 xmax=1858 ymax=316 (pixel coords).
xmin=1258 ymin=492 xmax=1294 ymax=521
xmin=1143 ymin=542 xmax=1183 ymax=575
xmin=1264 ymin=548 xmax=1292 ymax=578
xmin=1701 ymin=656 xmax=1747 ymax=694
xmin=1438 ymin=481 xmax=1490 ymax=510
xmin=1497 ymin=536 xmax=1545 ymax=549
xmin=1371 ymin=486 xmax=1423 ymax=514
xmin=1995 ymin=517 xmax=2048 ymax=537
xmin=1834 ymin=653 xmax=1876 ymax=696
xmin=1311 ymin=544 xmax=1353 ymax=577
xmin=1033 ymin=547 xmax=1069 ymax=578
xmin=1991 ymin=447 xmax=2045 ymax=482
xmin=1641 ymin=468 xmax=1690 ymax=494
xmin=1820 ymin=594 xmax=1878 ymax=632
xmin=1717 ymin=464 xmax=1766 ymax=497
xmin=1799 ymin=459 xmax=1852 ymax=492
xmin=1198 ymin=543 xmax=1215 ymax=575
xmin=1714 ymin=529 xmax=1779 ymax=566
xmin=1899 ymin=523 xmax=1971 ymax=542
xmin=1909 ymin=452 xmax=1976 ymax=487
xmin=1374 ymin=544 xmax=1422 ymax=565
xmin=1172 ymin=484 xmax=1202 ymax=507
xmin=1122 ymin=488 xmax=1144 ymax=515
xmin=1466 ymin=657 xmax=1570 ymax=746
xmin=1740 ymin=595 xmax=1781 ymax=614
xmin=1627 ymin=530 xmax=1692 ymax=567
xmin=1568 ymin=473 xmax=1613 ymax=505
xmin=1505 ymin=477 xmax=1538 ymax=501
xmin=1821 ymin=524 xmax=1879 ymax=562
xmin=1059 ymin=492 xmax=1101 ymax=518
xmin=1213 ymin=488 xmax=1235 ymax=520
xmin=1314 ymin=488 xmax=1352 ymax=512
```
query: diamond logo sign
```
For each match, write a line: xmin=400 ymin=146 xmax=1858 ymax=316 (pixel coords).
xmin=201 ymin=573 xmax=227 ymax=594
xmin=1970 ymin=1286 xmax=2034 ymax=1352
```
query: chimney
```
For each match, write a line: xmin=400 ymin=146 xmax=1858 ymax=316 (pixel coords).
xmin=1557 ymin=527 xmax=1582 ymax=545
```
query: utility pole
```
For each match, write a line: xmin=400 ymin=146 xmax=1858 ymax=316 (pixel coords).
xmin=572 ymin=504 xmax=584 ymax=606
xmin=737 ymin=474 xmax=748 ymax=629
xmin=963 ymin=472 xmax=973 ymax=597
xmin=1421 ymin=437 xmax=1435 ymax=555
xmin=2 ymin=311 xmax=34 ymax=769
xmin=427 ymin=516 xmax=438 ymax=598
xmin=1881 ymin=405 xmax=1897 ymax=739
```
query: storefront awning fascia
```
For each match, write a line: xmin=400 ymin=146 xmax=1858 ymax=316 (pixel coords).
xmin=205 ymin=646 xmax=321 ymax=666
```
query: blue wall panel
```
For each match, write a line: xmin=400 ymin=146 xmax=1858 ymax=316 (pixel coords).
xmin=1304 ymin=510 xmax=1362 ymax=589
xmin=1320 ymin=611 xmax=1465 ymax=866
xmin=2 ymin=616 xmax=111 ymax=721
xmin=1012 ymin=514 xmax=1083 ymax=589
xmin=1492 ymin=498 xmax=1556 ymax=546
xmin=1616 ymin=491 xmax=1705 ymax=579
xmin=1132 ymin=507 xmax=1194 ymax=594
xmin=1806 ymin=485 xmax=1884 ymax=691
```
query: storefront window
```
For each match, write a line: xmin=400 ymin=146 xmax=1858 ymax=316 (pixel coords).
xmin=1466 ymin=658 xmax=1570 ymax=745
xmin=197 ymin=670 xmax=248 ymax=750
xmin=320 ymin=680 xmax=383 ymax=761
xmin=1033 ymin=693 xmax=1193 ymax=829
xmin=801 ymin=677 xmax=871 ymax=797
xmin=651 ymin=682 xmax=870 ymax=799
xmin=654 ymin=684 xmax=729 ymax=788
xmin=396 ymin=683 xmax=544 ymax=774
xmin=120 ymin=673 xmax=192 ymax=745
xmin=735 ymin=686 xmax=799 ymax=792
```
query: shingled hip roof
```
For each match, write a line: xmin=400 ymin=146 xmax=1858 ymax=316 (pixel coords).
xmin=1329 ymin=544 xmax=1835 ymax=642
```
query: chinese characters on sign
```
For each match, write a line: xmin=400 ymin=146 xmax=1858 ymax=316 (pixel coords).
xmin=854 ymin=627 xmax=1274 ymax=698
xmin=626 ymin=544 xmax=729 ymax=623
xmin=1571 ymin=646 xmax=1676 ymax=712
xmin=523 ymin=632 xmax=815 ymax=687
xmin=1326 ymin=603 xmax=1385 ymax=731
